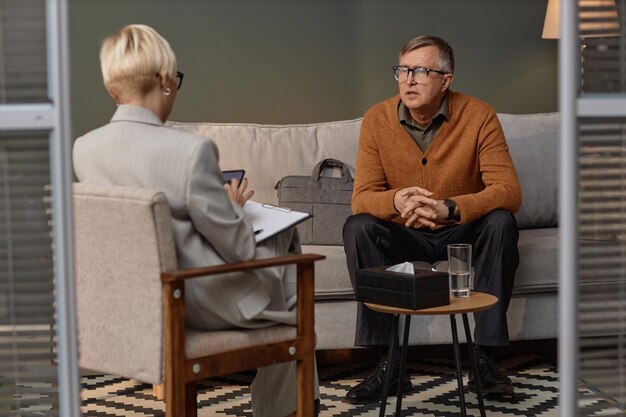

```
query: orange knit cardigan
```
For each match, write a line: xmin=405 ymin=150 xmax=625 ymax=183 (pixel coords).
xmin=352 ymin=91 xmax=522 ymax=225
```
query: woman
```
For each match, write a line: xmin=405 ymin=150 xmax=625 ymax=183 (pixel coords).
xmin=73 ymin=24 xmax=318 ymax=417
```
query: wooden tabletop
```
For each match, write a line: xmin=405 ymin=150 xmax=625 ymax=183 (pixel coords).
xmin=365 ymin=291 xmax=498 ymax=316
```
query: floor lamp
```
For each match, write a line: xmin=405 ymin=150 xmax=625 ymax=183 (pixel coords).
xmin=542 ymin=0 xmax=620 ymax=40
xmin=542 ymin=0 xmax=621 ymax=92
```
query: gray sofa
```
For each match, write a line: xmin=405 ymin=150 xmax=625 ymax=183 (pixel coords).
xmin=169 ymin=112 xmax=560 ymax=350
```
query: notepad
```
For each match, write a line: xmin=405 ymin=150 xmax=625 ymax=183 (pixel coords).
xmin=243 ymin=200 xmax=312 ymax=244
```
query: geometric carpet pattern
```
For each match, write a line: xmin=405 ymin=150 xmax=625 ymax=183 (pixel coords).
xmin=79 ymin=354 xmax=623 ymax=417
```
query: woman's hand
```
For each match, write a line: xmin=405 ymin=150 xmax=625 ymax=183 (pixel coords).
xmin=224 ymin=177 xmax=254 ymax=207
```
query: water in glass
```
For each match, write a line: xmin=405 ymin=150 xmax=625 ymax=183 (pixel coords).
xmin=449 ymin=271 xmax=470 ymax=298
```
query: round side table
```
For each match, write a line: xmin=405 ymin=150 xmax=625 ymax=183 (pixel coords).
xmin=365 ymin=291 xmax=498 ymax=417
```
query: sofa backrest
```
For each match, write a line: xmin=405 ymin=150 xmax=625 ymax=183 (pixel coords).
xmin=499 ymin=113 xmax=560 ymax=229
xmin=170 ymin=119 xmax=362 ymax=205
xmin=170 ymin=112 xmax=559 ymax=230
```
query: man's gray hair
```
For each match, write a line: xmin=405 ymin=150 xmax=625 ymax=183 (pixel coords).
xmin=399 ymin=35 xmax=454 ymax=74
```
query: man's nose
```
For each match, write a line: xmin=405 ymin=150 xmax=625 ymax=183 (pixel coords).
xmin=405 ymin=72 xmax=418 ymax=84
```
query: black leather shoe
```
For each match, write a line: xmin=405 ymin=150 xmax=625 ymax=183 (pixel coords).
xmin=343 ymin=358 xmax=412 ymax=404
xmin=467 ymin=353 xmax=514 ymax=395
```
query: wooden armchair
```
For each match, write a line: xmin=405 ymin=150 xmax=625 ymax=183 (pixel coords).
xmin=72 ymin=183 xmax=324 ymax=417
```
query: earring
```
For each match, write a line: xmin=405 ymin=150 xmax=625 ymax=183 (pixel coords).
xmin=163 ymin=87 xmax=171 ymax=96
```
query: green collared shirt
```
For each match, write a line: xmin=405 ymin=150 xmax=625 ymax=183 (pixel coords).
xmin=398 ymin=94 xmax=449 ymax=152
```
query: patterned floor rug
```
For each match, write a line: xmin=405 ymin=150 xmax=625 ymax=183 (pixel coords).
xmin=80 ymin=354 xmax=623 ymax=417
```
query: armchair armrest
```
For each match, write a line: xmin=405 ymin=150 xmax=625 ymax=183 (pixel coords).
xmin=161 ymin=253 xmax=325 ymax=283
xmin=161 ymin=252 xmax=324 ymax=379
xmin=162 ymin=252 xmax=325 ymax=417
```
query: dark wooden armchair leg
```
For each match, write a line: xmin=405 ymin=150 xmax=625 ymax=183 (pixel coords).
xmin=166 ymin=381 xmax=186 ymax=417
xmin=296 ymin=354 xmax=315 ymax=417
xmin=164 ymin=281 xmax=188 ymax=417
xmin=296 ymin=260 xmax=316 ymax=417
xmin=185 ymin=382 xmax=198 ymax=417
xmin=165 ymin=380 xmax=195 ymax=417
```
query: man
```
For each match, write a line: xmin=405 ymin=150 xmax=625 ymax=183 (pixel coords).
xmin=343 ymin=35 xmax=521 ymax=404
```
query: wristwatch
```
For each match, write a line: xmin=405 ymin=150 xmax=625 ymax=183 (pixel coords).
xmin=444 ymin=198 xmax=458 ymax=221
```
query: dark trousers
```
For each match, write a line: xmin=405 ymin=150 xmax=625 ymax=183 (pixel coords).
xmin=343 ymin=210 xmax=519 ymax=347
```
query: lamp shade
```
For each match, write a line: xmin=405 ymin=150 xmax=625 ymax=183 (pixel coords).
xmin=542 ymin=0 xmax=560 ymax=39
xmin=542 ymin=0 xmax=621 ymax=39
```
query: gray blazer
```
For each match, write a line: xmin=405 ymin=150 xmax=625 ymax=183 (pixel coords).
xmin=73 ymin=104 xmax=297 ymax=330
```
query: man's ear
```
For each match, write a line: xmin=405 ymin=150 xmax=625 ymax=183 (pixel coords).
xmin=441 ymin=74 xmax=454 ymax=92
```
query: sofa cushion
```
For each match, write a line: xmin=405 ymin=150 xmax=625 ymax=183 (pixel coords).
xmin=303 ymin=245 xmax=354 ymax=299
xmin=305 ymin=226 xmax=559 ymax=301
xmin=169 ymin=119 xmax=362 ymax=205
xmin=498 ymin=113 xmax=560 ymax=229
xmin=515 ymin=228 xmax=558 ymax=292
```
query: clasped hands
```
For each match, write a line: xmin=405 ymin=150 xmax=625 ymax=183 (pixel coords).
xmin=224 ymin=177 xmax=254 ymax=207
xmin=393 ymin=186 xmax=449 ymax=229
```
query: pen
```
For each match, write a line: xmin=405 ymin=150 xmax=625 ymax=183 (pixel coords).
xmin=254 ymin=229 xmax=264 ymax=235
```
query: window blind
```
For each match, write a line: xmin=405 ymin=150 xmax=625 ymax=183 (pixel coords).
xmin=0 ymin=131 xmax=56 ymax=415
xmin=578 ymin=119 xmax=626 ymax=411
xmin=580 ymin=0 xmax=624 ymax=93
xmin=0 ymin=0 xmax=60 ymax=414
xmin=576 ymin=0 xmax=626 ymax=412
xmin=0 ymin=0 xmax=48 ymax=103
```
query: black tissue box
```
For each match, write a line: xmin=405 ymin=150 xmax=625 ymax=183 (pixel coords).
xmin=355 ymin=262 xmax=450 ymax=310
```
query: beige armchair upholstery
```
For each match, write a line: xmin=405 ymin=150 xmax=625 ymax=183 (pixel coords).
xmin=73 ymin=183 xmax=323 ymax=416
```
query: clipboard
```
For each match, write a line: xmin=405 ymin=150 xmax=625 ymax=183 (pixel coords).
xmin=243 ymin=200 xmax=312 ymax=244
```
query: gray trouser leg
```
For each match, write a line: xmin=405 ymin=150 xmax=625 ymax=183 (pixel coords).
xmin=251 ymin=360 xmax=320 ymax=417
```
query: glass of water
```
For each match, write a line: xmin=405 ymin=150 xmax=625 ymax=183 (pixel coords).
xmin=447 ymin=243 xmax=472 ymax=298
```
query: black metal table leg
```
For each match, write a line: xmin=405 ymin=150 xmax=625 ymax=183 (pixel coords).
xmin=462 ymin=313 xmax=486 ymax=417
xmin=379 ymin=314 xmax=399 ymax=417
xmin=394 ymin=315 xmax=411 ymax=416
xmin=450 ymin=315 xmax=467 ymax=417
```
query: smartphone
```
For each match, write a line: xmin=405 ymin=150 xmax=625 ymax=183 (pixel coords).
xmin=222 ymin=169 xmax=245 ymax=184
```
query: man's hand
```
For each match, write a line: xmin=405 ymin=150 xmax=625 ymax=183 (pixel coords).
xmin=394 ymin=186 xmax=439 ymax=228
xmin=224 ymin=177 xmax=254 ymax=207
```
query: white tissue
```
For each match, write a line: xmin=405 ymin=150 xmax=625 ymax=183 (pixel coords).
xmin=385 ymin=261 xmax=414 ymax=274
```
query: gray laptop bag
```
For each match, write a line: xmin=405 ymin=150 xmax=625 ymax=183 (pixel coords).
xmin=275 ymin=158 xmax=354 ymax=245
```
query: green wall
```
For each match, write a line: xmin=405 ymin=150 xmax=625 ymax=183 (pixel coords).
xmin=70 ymin=0 xmax=557 ymax=137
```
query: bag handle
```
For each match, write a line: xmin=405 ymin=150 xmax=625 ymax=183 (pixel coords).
xmin=311 ymin=158 xmax=353 ymax=183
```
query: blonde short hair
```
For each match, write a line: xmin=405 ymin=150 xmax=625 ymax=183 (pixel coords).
xmin=100 ymin=24 xmax=177 ymax=100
